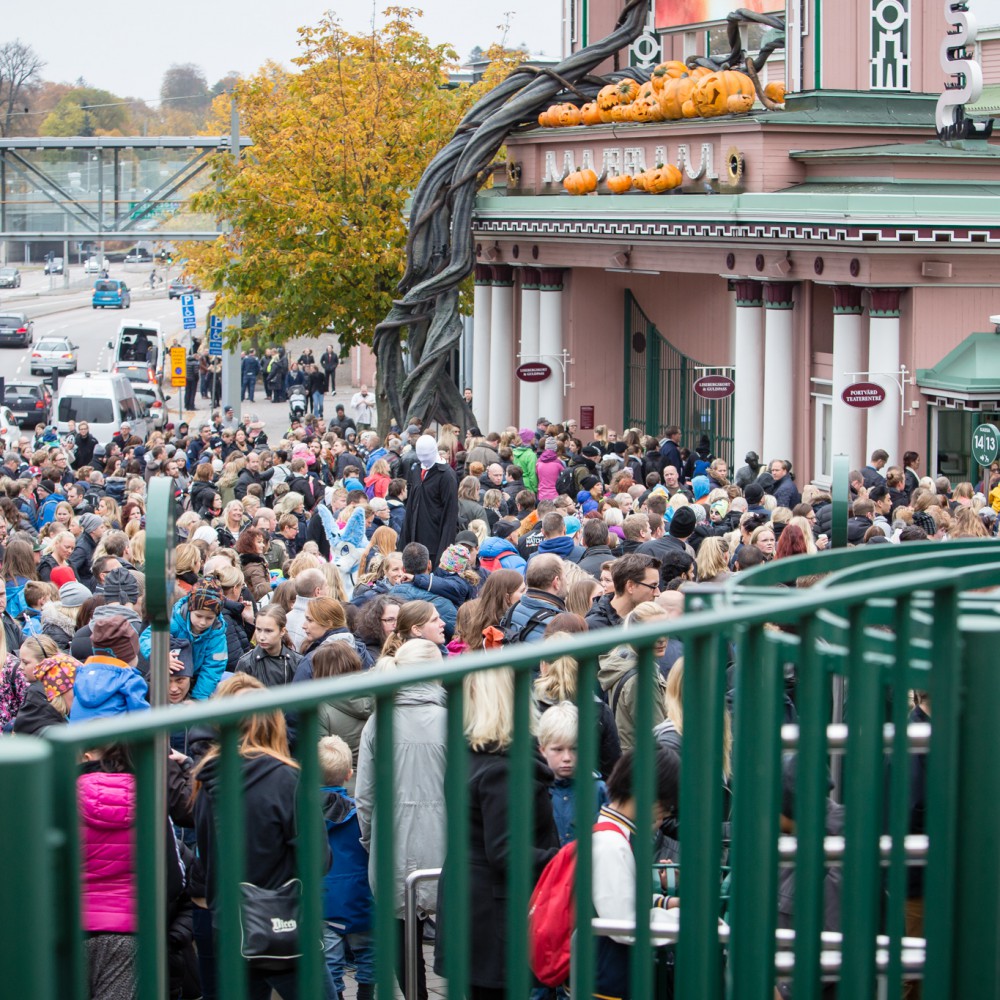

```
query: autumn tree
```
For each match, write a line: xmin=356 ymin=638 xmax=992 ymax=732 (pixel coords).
xmin=0 ymin=40 xmax=44 ymax=137
xmin=182 ymin=8 xmax=518 ymax=358
xmin=41 ymin=86 xmax=129 ymax=136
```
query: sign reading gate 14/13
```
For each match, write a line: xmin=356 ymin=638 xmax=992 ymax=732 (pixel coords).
xmin=972 ymin=423 xmax=1000 ymax=467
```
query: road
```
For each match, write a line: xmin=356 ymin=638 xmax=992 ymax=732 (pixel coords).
xmin=0 ymin=266 xmax=350 ymax=445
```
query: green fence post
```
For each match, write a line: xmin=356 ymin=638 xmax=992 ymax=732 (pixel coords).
xmin=0 ymin=738 xmax=55 ymax=1000
xmin=831 ymin=453 xmax=849 ymax=549
xmin=947 ymin=618 xmax=1000 ymax=997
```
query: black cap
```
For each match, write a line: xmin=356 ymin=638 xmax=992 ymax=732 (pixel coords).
xmin=745 ymin=482 xmax=764 ymax=505
xmin=669 ymin=505 xmax=697 ymax=538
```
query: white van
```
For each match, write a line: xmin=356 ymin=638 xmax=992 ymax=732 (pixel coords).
xmin=55 ymin=372 xmax=149 ymax=443
xmin=109 ymin=321 xmax=165 ymax=386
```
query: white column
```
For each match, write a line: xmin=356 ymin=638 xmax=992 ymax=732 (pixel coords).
xmin=761 ymin=282 xmax=796 ymax=463
xmin=537 ymin=269 xmax=565 ymax=425
xmin=471 ymin=265 xmax=493 ymax=430
xmin=865 ymin=288 xmax=903 ymax=465
xmin=518 ymin=270 xmax=541 ymax=428
xmin=732 ymin=280 xmax=764 ymax=467
xmin=487 ymin=265 xmax=515 ymax=432
xmin=831 ymin=286 xmax=866 ymax=468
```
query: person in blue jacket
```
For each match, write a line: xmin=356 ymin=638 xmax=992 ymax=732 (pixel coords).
xmin=318 ymin=735 xmax=375 ymax=1000
xmin=139 ymin=578 xmax=228 ymax=700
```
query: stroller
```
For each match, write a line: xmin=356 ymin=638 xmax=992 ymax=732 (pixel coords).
xmin=288 ymin=387 xmax=308 ymax=421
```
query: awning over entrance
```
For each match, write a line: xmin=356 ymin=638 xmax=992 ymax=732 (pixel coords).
xmin=917 ymin=331 xmax=1000 ymax=404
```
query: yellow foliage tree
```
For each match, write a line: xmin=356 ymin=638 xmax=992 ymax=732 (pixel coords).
xmin=183 ymin=8 xmax=523 ymax=352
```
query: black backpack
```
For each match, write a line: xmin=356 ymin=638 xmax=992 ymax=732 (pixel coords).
xmin=555 ymin=467 xmax=576 ymax=496
xmin=499 ymin=604 xmax=559 ymax=645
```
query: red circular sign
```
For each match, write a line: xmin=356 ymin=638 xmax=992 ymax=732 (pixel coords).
xmin=692 ymin=375 xmax=735 ymax=399
xmin=516 ymin=363 xmax=552 ymax=382
xmin=841 ymin=382 xmax=886 ymax=408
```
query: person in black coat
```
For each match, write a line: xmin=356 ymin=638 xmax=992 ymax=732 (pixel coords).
xmin=401 ymin=436 xmax=458 ymax=566
xmin=321 ymin=346 xmax=340 ymax=393
xmin=434 ymin=669 xmax=559 ymax=998
xmin=659 ymin=427 xmax=683 ymax=478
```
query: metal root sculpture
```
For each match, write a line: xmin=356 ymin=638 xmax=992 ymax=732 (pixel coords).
xmin=373 ymin=0 xmax=648 ymax=432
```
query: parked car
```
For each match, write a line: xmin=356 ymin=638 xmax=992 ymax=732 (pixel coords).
xmin=109 ymin=321 xmax=164 ymax=385
xmin=168 ymin=278 xmax=201 ymax=299
xmin=3 ymin=381 xmax=52 ymax=428
xmin=92 ymin=279 xmax=131 ymax=309
xmin=30 ymin=337 xmax=77 ymax=375
xmin=0 ymin=268 xmax=21 ymax=288
xmin=124 ymin=248 xmax=152 ymax=264
xmin=54 ymin=371 xmax=149 ymax=443
xmin=0 ymin=313 xmax=33 ymax=347
xmin=132 ymin=380 xmax=170 ymax=430
xmin=44 ymin=258 xmax=64 ymax=275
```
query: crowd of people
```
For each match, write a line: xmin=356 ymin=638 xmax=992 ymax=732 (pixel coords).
xmin=0 ymin=400 xmax=969 ymax=999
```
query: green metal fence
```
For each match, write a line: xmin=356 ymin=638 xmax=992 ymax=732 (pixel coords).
xmin=3 ymin=530 xmax=1000 ymax=998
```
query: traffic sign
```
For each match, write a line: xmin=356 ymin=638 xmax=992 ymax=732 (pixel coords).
xmin=181 ymin=294 xmax=196 ymax=329
xmin=170 ymin=347 xmax=187 ymax=388
xmin=181 ymin=294 xmax=194 ymax=308
xmin=972 ymin=423 xmax=999 ymax=467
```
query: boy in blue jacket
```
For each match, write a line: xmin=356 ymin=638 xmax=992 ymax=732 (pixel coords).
xmin=538 ymin=701 xmax=609 ymax=848
xmin=139 ymin=578 xmax=228 ymax=700
xmin=319 ymin=735 xmax=375 ymax=1000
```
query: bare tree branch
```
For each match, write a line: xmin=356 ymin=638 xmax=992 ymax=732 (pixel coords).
xmin=0 ymin=40 xmax=45 ymax=138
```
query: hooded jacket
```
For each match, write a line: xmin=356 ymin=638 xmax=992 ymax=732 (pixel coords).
xmin=534 ymin=534 xmax=586 ymax=563
xmin=388 ymin=582 xmax=457 ymax=640
xmin=318 ymin=696 xmax=374 ymax=782
xmin=194 ymin=752 xmax=329 ymax=908
xmin=41 ymin=601 xmax=78 ymax=650
xmin=535 ymin=449 xmax=564 ymax=501
xmin=478 ymin=536 xmax=527 ymax=575
xmin=511 ymin=444 xmax=538 ymax=494
xmin=577 ymin=543 xmax=616 ymax=580
xmin=12 ymin=681 xmax=66 ymax=735
xmin=584 ymin=593 xmax=624 ymax=631
xmin=139 ymin=596 xmax=229 ymax=700
xmin=70 ymin=656 xmax=150 ymax=723
xmin=505 ymin=590 xmax=565 ymax=644
xmin=322 ymin=787 xmax=375 ymax=933
xmin=598 ymin=645 xmax=668 ymax=751
xmin=79 ymin=770 xmax=137 ymax=933
xmin=355 ymin=683 xmax=448 ymax=917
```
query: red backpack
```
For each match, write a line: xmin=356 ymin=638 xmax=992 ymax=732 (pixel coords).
xmin=528 ymin=821 xmax=628 ymax=986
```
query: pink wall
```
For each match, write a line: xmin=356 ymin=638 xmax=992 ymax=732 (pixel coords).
xmin=982 ymin=38 xmax=1000 ymax=84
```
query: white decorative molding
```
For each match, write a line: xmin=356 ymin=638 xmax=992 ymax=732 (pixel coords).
xmin=936 ymin=0 xmax=984 ymax=135
xmin=871 ymin=0 xmax=911 ymax=90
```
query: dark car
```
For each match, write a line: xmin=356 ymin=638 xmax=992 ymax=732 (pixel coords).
xmin=0 ymin=313 xmax=33 ymax=347
xmin=168 ymin=278 xmax=201 ymax=300
xmin=124 ymin=248 xmax=152 ymax=263
xmin=4 ymin=381 xmax=51 ymax=427
xmin=0 ymin=268 xmax=21 ymax=289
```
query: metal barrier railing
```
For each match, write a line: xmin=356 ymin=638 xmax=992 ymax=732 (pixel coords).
xmin=1 ymin=509 xmax=999 ymax=999
xmin=403 ymin=868 xmax=441 ymax=1000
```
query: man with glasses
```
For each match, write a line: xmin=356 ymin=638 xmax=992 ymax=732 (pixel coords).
xmin=503 ymin=553 xmax=566 ymax=644
xmin=586 ymin=553 xmax=661 ymax=630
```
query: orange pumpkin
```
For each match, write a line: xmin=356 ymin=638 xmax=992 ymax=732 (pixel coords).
xmin=609 ymin=103 xmax=633 ymax=123
xmin=632 ymin=94 xmax=665 ymax=122
xmin=727 ymin=92 xmax=754 ymax=114
xmin=607 ymin=173 xmax=633 ymax=194
xmin=632 ymin=170 xmax=649 ymax=192
xmin=657 ymin=75 xmax=698 ymax=120
xmin=765 ymin=81 xmax=786 ymax=104
xmin=556 ymin=103 xmax=583 ymax=127
xmin=689 ymin=65 xmax=712 ymax=79
xmin=615 ymin=78 xmax=641 ymax=105
xmin=636 ymin=81 xmax=655 ymax=102
xmin=580 ymin=101 xmax=602 ymax=125
xmin=692 ymin=70 xmax=754 ymax=118
xmin=645 ymin=163 xmax=683 ymax=193
xmin=596 ymin=84 xmax=622 ymax=111
xmin=651 ymin=60 xmax=690 ymax=92
xmin=562 ymin=168 xmax=598 ymax=195
xmin=537 ymin=106 xmax=557 ymax=127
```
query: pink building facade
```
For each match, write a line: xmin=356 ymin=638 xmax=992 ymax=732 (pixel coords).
xmin=468 ymin=0 xmax=1000 ymax=487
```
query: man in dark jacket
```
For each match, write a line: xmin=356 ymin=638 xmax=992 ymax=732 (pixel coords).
xmin=401 ymin=436 xmax=458 ymax=566
xmin=240 ymin=350 xmax=261 ymax=402
xmin=504 ymin=554 xmax=566 ymax=643
xmin=659 ymin=426 xmax=683 ymax=479
xmin=585 ymin=553 xmax=661 ymax=630
xmin=321 ymin=346 xmax=340 ymax=393
xmin=73 ymin=422 xmax=98 ymax=470
xmin=386 ymin=479 xmax=407 ymax=536
xmin=577 ymin=519 xmax=616 ymax=579
xmin=235 ymin=450 xmax=274 ymax=501
xmin=768 ymin=459 xmax=802 ymax=508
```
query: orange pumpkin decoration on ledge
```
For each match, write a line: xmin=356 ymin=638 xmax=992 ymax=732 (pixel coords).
xmin=607 ymin=173 xmax=633 ymax=194
xmin=580 ymin=102 xmax=602 ymax=125
xmin=692 ymin=70 xmax=755 ymax=118
xmin=644 ymin=163 xmax=683 ymax=193
xmin=765 ymin=81 xmax=787 ymax=104
xmin=556 ymin=103 xmax=583 ymax=127
xmin=658 ymin=75 xmax=699 ymax=120
xmin=651 ymin=60 xmax=690 ymax=91
xmin=563 ymin=168 xmax=598 ymax=195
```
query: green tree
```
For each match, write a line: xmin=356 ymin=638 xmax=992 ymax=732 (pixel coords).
xmin=41 ymin=86 xmax=129 ymax=136
xmin=182 ymin=8 xmax=520 ymax=356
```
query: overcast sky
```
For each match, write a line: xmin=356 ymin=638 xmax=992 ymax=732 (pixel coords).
xmin=5 ymin=1 xmax=564 ymax=100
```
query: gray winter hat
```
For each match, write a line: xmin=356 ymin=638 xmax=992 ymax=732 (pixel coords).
xmin=103 ymin=567 xmax=139 ymax=605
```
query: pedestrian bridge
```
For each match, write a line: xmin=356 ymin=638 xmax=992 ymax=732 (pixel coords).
xmin=2 ymin=479 xmax=998 ymax=999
